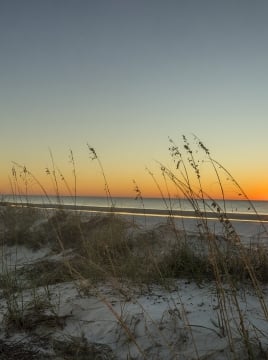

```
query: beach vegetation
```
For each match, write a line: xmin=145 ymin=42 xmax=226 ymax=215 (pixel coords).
xmin=3 ymin=284 xmax=62 ymax=335
xmin=0 ymin=135 xmax=267 ymax=359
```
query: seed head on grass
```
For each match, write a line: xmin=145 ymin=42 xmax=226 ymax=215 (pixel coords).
xmin=68 ymin=148 xmax=77 ymax=206
xmin=87 ymin=144 xmax=115 ymax=208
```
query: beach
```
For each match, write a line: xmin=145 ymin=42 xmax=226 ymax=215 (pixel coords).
xmin=5 ymin=200 xmax=268 ymax=222
xmin=0 ymin=203 xmax=268 ymax=359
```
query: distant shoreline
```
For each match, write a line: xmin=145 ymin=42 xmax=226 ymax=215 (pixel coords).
xmin=3 ymin=201 xmax=268 ymax=222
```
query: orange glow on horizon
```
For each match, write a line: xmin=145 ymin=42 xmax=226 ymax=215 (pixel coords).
xmin=1 ymin=162 xmax=268 ymax=201
xmin=1 ymin=177 xmax=268 ymax=201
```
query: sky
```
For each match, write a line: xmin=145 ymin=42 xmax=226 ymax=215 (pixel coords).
xmin=1 ymin=0 xmax=268 ymax=200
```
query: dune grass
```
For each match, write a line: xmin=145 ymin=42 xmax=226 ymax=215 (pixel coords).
xmin=0 ymin=135 xmax=268 ymax=359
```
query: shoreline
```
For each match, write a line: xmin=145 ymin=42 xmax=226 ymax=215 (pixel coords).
xmin=3 ymin=201 xmax=268 ymax=222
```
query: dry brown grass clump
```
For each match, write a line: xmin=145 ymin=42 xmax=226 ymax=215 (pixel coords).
xmin=52 ymin=336 xmax=117 ymax=360
xmin=3 ymin=291 xmax=66 ymax=334
xmin=0 ymin=339 xmax=40 ymax=360
xmin=0 ymin=205 xmax=40 ymax=248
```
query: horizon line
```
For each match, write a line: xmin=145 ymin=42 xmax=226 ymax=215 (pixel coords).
xmin=1 ymin=193 xmax=268 ymax=202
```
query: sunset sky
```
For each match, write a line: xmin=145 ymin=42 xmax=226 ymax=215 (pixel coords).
xmin=1 ymin=0 xmax=268 ymax=200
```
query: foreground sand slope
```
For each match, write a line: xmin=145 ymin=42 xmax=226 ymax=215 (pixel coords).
xmin=0 ymin=207 xmax=267 ymax=359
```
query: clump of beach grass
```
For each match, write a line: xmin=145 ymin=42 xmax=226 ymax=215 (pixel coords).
xmin=0 ymin=339 xmax=40 ymax=360
xmin=3 ymin=284 xmax=63 ymax=335
xmin=1 ymin=137 xmax=268 ymax=359
xmin=0 ymin=205 xmax=40 ymax=248
xmin=52 ymin=335 xmax=117 ymax=359
xmin=153 ymin=134 xmax=268 ymax=357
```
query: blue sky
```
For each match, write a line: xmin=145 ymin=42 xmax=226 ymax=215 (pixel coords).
xmin=1 ymin=0 xmax=268 ymax=198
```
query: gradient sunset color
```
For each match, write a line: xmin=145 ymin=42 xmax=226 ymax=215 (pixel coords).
xmin=1 ymin=1 xmax=268 ymax=200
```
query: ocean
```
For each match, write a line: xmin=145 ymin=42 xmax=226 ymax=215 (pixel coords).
xmin=2 ymin=194 xmax=268 ymax=216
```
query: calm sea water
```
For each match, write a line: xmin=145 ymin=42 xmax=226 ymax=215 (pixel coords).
xmin=3 ymin=194 xmax=268 ymax=216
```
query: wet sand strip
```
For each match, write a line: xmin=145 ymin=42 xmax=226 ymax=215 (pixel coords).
xmin=4 ymin=202 xmax=268 ymax=222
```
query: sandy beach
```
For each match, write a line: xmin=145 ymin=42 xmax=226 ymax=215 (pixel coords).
xmin=0 ymin=204 xmax=267 ymax=359
xmin=6 ymin=201 xmax=268 ymax=222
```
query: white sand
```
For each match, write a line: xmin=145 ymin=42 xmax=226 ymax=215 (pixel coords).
xmin=0 ymin=211 xmax=267 ymax=359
